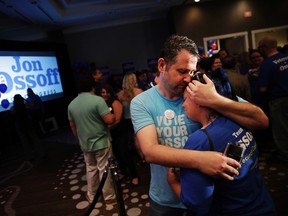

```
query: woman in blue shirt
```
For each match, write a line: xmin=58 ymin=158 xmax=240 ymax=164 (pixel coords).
xmin=167 ymin=72 xmax=276 ymax=216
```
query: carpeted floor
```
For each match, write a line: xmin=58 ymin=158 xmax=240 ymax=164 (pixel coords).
xmin=0 ymin=128 xmax=287 ymax=216
xmin=0 ymin=128 xmax=151 ymax=216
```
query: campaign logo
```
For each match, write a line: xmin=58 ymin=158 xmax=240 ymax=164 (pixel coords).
xmin=0 ymin=83 xmax=9 ymax=109
xmin=0 ymin=54 xmax=64 ymax=112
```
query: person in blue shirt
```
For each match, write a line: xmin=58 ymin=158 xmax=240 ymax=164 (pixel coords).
xmin=258 ymin=35 xmax=288 ymax=163
xmin=167 ymin=72 xmax=276 ymax=215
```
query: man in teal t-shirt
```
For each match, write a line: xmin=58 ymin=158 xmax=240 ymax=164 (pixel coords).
xmin=68 ymin=76 xmax=116 ymax=204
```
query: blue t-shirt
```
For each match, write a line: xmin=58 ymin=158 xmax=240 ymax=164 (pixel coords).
xmin=131 ymin=86 xmax=201 ymax=208
xmin=258 ymin=53 xmax=288 ymax=99
xmin=181 ymin=116 xmax=276 ymax=215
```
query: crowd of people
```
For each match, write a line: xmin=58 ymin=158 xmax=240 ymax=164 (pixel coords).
xmin=5 ymin=30 xmax=285 ymax=214
xmin=196 ymin=38 xmax=288 ymax=163
xmin=67 ymin=34 xmax=287 ymax=215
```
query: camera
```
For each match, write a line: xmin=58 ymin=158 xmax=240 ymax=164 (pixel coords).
xmin=224 ymin=142 xmax=245 ymax=162
xmin=191 ymin=71 xmax=206 ymax=84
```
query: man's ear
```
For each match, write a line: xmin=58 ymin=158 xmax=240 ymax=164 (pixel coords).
xmin=158 ymin=58 xmax=166 ymax=72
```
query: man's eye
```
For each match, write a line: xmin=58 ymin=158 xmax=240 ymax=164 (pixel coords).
xmin=178 ymin=70 xmax=189 ymax=75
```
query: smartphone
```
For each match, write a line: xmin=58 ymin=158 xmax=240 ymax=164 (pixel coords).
xmin=224 ymin=142 xmax=245 ymax=162
xmin=190 ymin=71 xmax=206 ymax=84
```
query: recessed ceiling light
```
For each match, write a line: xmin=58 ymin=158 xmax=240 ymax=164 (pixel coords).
xmin=195 ymin=0 xmax=200 ymax=2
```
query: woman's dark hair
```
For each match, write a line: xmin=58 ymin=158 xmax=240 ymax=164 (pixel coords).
xmin=222 ymin=56 xmax=237 ymax=69
xmin=218 ymin=48 xmax=230 ymax=57
xmin=249 ymin=49 xmax=262 ymax=59
xmin=102 ymin=84 xmax=117 ymax=107
xmin=203 ymin=66 xmax=238 ymax=121
xmin=197 ymin=58 xmax=207 ymax=72
xmin=210 ymin=68 xmax=237 ymax=101
xmin=205 ymin=54 xmax=220 ymax=72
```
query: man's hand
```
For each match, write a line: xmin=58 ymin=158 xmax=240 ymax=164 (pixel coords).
xmin=187 ymin=74 xmax=269 ymax=130
xmin=167 ymin=168 xmax=180 ymax=185
xmin=196 ymin=151 xmax=241 ymax=181
xmin=187 ymin=74 xmax=221 ymax=106
xmin=167 ymin=168 xmax=181 ymax=198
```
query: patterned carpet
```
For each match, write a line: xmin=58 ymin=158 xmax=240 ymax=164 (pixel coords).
xmin=0 ymin=128 xmax=287 ymax=216
xmin=51 ymin=151 xmax=150 ymax=216
xmin=0 ymin=128 xmax=151 ymax=216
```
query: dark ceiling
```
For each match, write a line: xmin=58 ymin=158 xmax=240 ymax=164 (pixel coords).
xmin=0 ymin=0 xmax=208 ymax=35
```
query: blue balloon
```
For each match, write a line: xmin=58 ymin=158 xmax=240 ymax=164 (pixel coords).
xmin=198 ymin=46 xmax=204 ymax=54
xmin=0 ymin=83 xmax=7 ymax=93
xmin=1 ymin=99 xmax=9 ymax=109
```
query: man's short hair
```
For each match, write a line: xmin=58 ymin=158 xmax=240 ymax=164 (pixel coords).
xmin=77 ymin=75 xmax=95 ymax=93
xmin=160 ymin=35 xmax=199 ymax=65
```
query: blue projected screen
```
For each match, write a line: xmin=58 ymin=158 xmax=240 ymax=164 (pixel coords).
xmin=0 ymin=51 xmax=64 ymax=112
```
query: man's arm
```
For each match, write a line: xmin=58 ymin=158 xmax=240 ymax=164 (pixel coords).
xmin=187 ymin=74 xmax=269 ymax=130
xmin=136 ymin=124 xmax=240 ymax=180
xmin=69 ymin=120 xmax=81 ymax=147
xmin=101 ymin=113 xmax=115 ymax=125
xmin=108 ymin=100 xmax=123 ymax=129
xmin=69 ymin=120 xmax=78 ymax=139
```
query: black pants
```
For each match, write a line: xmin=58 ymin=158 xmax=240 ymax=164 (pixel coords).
xmin=149 ymin=198 xmax=196 ymax=216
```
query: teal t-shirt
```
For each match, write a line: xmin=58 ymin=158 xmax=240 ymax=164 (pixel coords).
xmin=131 ymin=86 xmax=201 ymax=208
xmin=68 ymin=92 xmax=111 ymax=152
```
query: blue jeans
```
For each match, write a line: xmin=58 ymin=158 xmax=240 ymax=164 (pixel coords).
xmin=149 ymin=199 xmax=195 ymax=216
